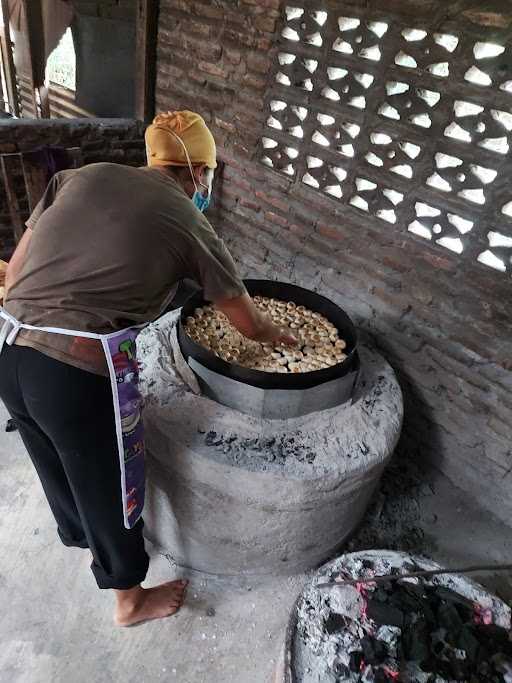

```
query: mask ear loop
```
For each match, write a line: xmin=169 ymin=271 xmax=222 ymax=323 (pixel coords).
xmin=166 ymin=130 xmax=203 ymax=195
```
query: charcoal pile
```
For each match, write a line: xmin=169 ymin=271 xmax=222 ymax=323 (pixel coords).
xmin=342 ymin=582 xmax=512 ymax=681
xmin=292 ymin=551 xmax=512 ymax=683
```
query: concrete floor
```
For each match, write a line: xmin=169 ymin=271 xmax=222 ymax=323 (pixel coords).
xmin=1 ymin=399 xmax=511 ymax=683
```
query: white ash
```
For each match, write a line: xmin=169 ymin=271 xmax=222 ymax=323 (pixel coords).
xmin=137 ymin=310 xmax=187 ymax=407
xmin=293 ymin=550 xmax=511 ymax=683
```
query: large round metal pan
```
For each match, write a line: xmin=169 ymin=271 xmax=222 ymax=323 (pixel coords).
xmin=178 ymin=279 xmax=358 ymax=390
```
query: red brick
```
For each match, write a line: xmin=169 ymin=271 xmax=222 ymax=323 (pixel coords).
xmin=224 ymin=175 xmax=253 ymax=195
xmin=253 ymin=15 xmax=277 ymax=33
xmin=254 ymin=36 xmax=273 ymax=50
xmin=264 ymin=211 xmax=288 ymax=228
xmin=218 ymin=152 xmax=244 ymax=171
xmin=194 ymin=2 xmax=224 ymax=20
xmin=158 ymin=25 xmax=178 ymax=45
xmin=231 ymin=141 xmax=251 ymax=158
xmin=162 ymin=32 xmax=222 ymax=61
xmin=224 ymin=47 xmax=242 ymax=64
xmin=160 ymin=0 xmax=191 ymax=14
xmin=462 ymin=9 xmax=511 ymax=27
xmin=225 ymin=12 xmax=247 ymax=28
xmin=317 ymin=223 xmax=344 ymax=241
xmin=198 ymin=61 xmax=229 ymax=79
xmin=381 ymin=254 xmax=410 ymax=274
xmin=239 ymin=198 xmax=261 ymax=212
xmin=489 ymin=416 xmax=512 ymax=440
xmin=247 ymin=51 xmax=271 ymax=74
xmin=410 ymin=285 xmax=433 ymax=306
xmin=188 ymin=19 xmax=211 ymax=38
xmin=244 ymin=163 xmax=268 ymax=182
xmin=288 ymin=223 xmax=309 ymax=239
xmin=242 ymin=72 xmax=267 ymax=91
xmin=224 ymin=27 xmax=254 ymax=46
xmin=214 ymin=116 xmax=236 ymax=133
xmin=157 ymin=63 xmax=184 ymax=80
xmin=419 ymin=251 xmax=457 ymax=272
xmin=254 ymin=190 xmax=288 ymax=213
xmin=243 ymin=4 xmax=280 ymax=18
xmin=234 ymin=93 xmax=265 ymax=112
xmin=241 ymin=0 xmax=281 ymax=8
xmin=188 ymin=70 xmax=208 ymax=85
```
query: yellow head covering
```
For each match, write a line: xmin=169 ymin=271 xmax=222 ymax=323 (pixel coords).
xmin=145 ymin=110 xmax=217 ymax=169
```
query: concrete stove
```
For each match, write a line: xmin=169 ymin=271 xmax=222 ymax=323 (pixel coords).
xmin=138 ymin=308 xmax=403 ymax=577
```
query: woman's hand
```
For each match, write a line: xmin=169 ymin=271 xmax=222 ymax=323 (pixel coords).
xmin=214 ymin=293 xmax=298 ymax=346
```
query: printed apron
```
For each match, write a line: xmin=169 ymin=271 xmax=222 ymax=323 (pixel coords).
xmin=0 ymin=307 xmax=147 ymax=529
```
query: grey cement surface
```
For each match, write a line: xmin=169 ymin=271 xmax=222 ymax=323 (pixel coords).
xmin=1 ymin=399 xmax=512 ymax=683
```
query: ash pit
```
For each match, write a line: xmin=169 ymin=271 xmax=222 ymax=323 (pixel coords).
xmin=283 ymin=551 xmax=512 ymax=683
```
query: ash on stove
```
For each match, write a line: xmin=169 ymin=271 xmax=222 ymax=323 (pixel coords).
xmin=294 ymin=553 xmax=512 ymax=683
xmin=202 ymin=430 xmax=317 ymax=466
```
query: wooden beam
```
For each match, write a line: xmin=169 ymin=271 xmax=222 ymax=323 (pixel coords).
xmin=0 ymin=0 xmax=20 ymax=116
xmin=135 ymin=0 xmax=159 ymax=122
xmin=22 ymin=0 xmax=48 ymax=118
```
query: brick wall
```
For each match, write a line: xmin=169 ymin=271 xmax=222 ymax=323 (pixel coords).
xmin=155 ymin=0 xmax=512 ymax=523
xmin=0 ymin=118 xmax=146 ymax=259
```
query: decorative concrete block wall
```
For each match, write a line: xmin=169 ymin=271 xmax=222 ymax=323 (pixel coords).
xmin=155 ymin=0 xmax=512 ymax=522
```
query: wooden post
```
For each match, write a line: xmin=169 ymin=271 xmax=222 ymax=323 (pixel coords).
xmin=135 ymin=0 xmax=159 ymax=122
xmin=22 ymin=0 xmax=49 ymax=118
xmin=0 ymin=0 xmax=20 ymax=116
xmin=37 ymin=84 xmax=50 ymax=119
xmin=21 ymin=152 xmax=49 ymax=214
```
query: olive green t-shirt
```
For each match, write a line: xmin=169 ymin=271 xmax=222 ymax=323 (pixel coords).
xmin=5 ymin=162 xmax=246 ymax=376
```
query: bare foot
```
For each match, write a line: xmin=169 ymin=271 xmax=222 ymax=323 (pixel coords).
xmin=114 ymin=580 xmax=188 ymax=626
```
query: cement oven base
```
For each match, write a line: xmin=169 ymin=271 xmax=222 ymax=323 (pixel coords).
xmin=138 ymin=313 xmax=403 ymax=577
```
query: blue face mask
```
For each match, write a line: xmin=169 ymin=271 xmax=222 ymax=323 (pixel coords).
xmin=193 ymin=191 xmax=210 ymax=213
xmin=192 ymin=167 xmax=214 ymax=212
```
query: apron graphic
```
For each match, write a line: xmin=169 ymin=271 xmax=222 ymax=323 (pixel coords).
xmin=102 ymin=330 xmax=145 ymax=528
xmin=0 ymin=308 xmax=147 ymax=529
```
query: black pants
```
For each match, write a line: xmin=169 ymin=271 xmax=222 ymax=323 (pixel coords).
xmin=0 ymin=343 xmax=149 ymax=589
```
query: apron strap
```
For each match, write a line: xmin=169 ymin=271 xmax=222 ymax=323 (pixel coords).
xmin=0 ymin=309 xmax=21 ymax=354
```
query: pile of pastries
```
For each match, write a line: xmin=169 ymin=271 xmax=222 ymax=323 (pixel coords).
xmin=184 ymin=295 xmax=348 ymax=373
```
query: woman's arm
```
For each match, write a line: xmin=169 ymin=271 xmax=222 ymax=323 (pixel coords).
xmin=4 ymin=227 xmax=33 ymax=297
xmin=215 ymin=292 xmax=297 ymax=345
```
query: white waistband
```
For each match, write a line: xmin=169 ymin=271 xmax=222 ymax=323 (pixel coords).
xmin=0 ymin=307 xmax=145 ymax=349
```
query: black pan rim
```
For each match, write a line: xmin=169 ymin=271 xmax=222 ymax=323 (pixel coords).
xmin=178 ymin=279 xmax=358 ymax=390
